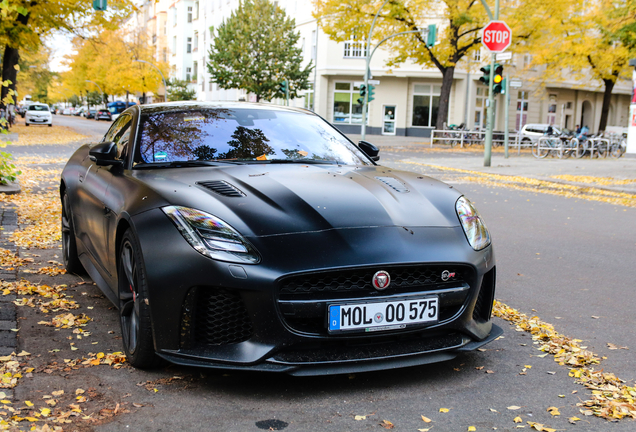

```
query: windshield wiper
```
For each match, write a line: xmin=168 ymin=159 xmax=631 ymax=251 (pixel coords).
xmin=134 ymin=160 xmax=244 ymax=169
xmin=252 ymin=159 xmax=340 ymax=165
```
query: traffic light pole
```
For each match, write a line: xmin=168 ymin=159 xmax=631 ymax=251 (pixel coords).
xmin=504 ymin=72 xmax=510 ymax=158
xmin=483 ymin=0 xmax=500 ymax=167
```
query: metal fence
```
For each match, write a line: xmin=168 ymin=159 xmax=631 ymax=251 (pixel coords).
xmin=430 ymin=129 xmax=526 ymax=149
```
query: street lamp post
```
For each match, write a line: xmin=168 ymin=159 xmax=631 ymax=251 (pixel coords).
xmin=134 ymin=59 xmax=167 ymax=102
xmin=85 ymin=80 xmax=105 ymax=106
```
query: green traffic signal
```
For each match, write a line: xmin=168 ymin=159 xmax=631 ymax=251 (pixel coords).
xmin=279 ymin=79 xmax=288 ymax=94
xmin=93 ymin=0 xmax=107 ymax=11
xmin=479 ymin=65 xmax=491 ymax=85
xmin=359 ymin=84 xmax=367 ymax=97
xmin=367 ymin=84 xmax=375 ymax=102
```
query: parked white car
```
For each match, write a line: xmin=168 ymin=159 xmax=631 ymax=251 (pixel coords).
xmin=518 ymin=123 xmax=561 ymax=144
xmin=25 ymin=103 xmax=52 ymax=127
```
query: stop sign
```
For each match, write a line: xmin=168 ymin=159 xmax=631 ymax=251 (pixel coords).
xmin=482 ymin=21 xmax=512 ymax=53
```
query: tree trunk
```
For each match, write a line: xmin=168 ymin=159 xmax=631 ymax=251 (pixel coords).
xmin=598 ymin=78 xmax=615 ymax=132
xmin=1 ymin=47 xmax=20 ymax=109
xmin=1 ymin=10 xmax=30 ymax=109
xmin=435 ymin=66 xmax=455 ymax=130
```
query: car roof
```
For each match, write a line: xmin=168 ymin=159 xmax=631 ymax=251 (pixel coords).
xmin=135 ymin=101 xmax=316 ymax=117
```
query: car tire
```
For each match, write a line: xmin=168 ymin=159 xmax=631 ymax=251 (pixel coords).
xmin=61 ymin=192 xmax=85 ymax=274
xmin=118 ymin=229 xmax=161 ymax=368
xmin=48 ymin=124 xmax=52 ymax=127
xmin=25 ymin=123 xmax=29 ymax=127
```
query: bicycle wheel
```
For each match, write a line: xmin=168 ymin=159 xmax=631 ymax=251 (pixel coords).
xmin=596 ymin=141 xmax=608 ymax=158
xmin=533 ymin=139 xmax=549 ymax=159
xmin=575 ymin=139 xmax=587 ymax=158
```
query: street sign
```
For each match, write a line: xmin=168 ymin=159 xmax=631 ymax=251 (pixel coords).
xmin=509 ymin=79 xmax=523 ymax=88
xmin=354 ymin=80 xmax=380 ymax=86
xmin=482 ymin=21 xmax=512 ymax=53
xmin=496 ymin=52 xmax=512 ymax=61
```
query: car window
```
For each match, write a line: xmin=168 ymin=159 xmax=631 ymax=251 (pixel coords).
xmin=28 ymin=105 xmax=49 ymax=112
xmin=103 ymin=114 xmax=129 ymax=143
xmin=135 ymin=108 xmax=369 ymax=166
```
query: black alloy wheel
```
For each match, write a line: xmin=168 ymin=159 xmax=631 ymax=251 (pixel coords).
xmin=118 ymin=229 xmax=159 ymax=368
xmin=61 ymin=192 xmax=84 ymax=274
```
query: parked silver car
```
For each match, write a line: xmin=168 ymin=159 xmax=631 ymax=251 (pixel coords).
xmin=518 ymin=123 xmax=561 ymax=144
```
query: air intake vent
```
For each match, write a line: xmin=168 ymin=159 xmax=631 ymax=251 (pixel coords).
xmin=197 ymin=180 xmax=245 ymax=197
xmin=376 ymin=177 xmax=409 ymax=193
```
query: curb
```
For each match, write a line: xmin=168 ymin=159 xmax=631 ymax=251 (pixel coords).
xmin=0 ymin=182 xmax=20 ymax=195
xmin=0 ymin=202 xmax=19 ymax=401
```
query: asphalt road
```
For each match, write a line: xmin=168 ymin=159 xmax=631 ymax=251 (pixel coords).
xmin=6 ymin=118 xmax=636 ymax=431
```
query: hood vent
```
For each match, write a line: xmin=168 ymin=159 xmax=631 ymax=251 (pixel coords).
xmin=197 ymin=180 xmax=246 ymax=197
xmin=375 ymin=177 xmax=410 ymax=193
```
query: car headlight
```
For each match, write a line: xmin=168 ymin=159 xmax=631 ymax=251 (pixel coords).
xmin=162 ymin=205 xmax=260 ymax=264
xmin=455 ymin=196 xmax=491 ymax=251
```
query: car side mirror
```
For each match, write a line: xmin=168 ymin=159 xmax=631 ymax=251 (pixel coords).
xmin=358 ymin=140 xmax=380 ymax=162
xmin=89 ymin=141 xmax=123 ymax=167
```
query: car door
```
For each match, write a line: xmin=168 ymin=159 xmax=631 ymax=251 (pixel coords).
xmin=76 ymin=114 xmax=132 ymax=278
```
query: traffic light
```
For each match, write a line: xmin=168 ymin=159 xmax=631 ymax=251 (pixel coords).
xmin=426 ymin=24 xmax=436 ymax=47
xmin=279 ymin=79 xmax=288 ymax=95
xmin=93 ymin=0 xmax=107 ymax=11
xmin=357 ymin=84 xmax=367 ymax=105
xmin=493 ymin=64 xmax=504 ymax=94
xmin=367 ymin=84 xmax=375 ymax=102
xmin=479 ymin=65 xmax=491 ymax=85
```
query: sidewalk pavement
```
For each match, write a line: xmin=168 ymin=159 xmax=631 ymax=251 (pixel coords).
xmin=346 ymin=134 xmax=636 ymax=195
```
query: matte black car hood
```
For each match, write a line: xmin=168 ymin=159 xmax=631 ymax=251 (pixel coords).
xmin=132 ymin=164 xmax=462 ymax=237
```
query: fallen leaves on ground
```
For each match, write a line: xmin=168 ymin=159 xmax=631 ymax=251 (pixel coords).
xmin=10 ymin=124 xmax=89 ymax=146
xmin=403 ymin=162 xmax=636 ymax=208
xmin=494 ymin=300 xmax=636 ymax=421
xmin=0 ymin=351 xmax=32 ymax=389
xmin=551 ymin=175 xmax=636 ymax=186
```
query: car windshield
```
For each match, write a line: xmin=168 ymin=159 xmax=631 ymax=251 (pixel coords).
xmin=28 ymin=105 xmax=49 ymax=112
xmin=135 ymin=108 xmax=370 ymax=166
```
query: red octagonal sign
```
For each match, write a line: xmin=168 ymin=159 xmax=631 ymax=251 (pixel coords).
xmin=482 ymin=21 xmax=512 ymax=53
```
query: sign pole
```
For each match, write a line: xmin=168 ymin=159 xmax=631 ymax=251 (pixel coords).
xmin=504 ymin=72 xmax=510 ymax=158
xmin=484 ymin=0 xmax=501 ymax=167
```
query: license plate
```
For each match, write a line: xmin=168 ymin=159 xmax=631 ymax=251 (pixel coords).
xmin=328 ymin=297 xmax=438 ymax=333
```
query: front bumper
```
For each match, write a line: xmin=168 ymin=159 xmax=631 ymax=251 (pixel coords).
xmin=131 ymin=208 xmax=498 ymax=375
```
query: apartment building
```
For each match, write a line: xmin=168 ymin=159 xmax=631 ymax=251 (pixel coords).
xmin=132 ymin=0 xmax=632 ymax=135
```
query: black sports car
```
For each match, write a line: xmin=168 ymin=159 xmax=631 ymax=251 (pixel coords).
xmin=60 ymin=102 xmax=501 ymax=375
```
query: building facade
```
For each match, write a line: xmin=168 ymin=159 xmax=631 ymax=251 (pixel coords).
xmin=132 ymin=0 xmax=632 ymax=135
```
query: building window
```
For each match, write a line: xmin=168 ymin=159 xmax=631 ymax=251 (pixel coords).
xmin=186 ymin=67 xmax=192 ymax=82
xmin=333 ymin=82 xmax=365 ymax=124
xmin=187 ymin=6 xmax=193 ymax=23
xmin=163 ymin=48 xmax=168 ymax=63
xmin=311 ymin=30 xmax=316 ymax=61
xmin=172 ymin=36 xmax=177 ymax=54
xmin=209 ymin=81 xmax=213 ymax=91
xmin=194 ymin=31 xmax=199 ymax=52
xmin=412 ymin=84 xmax=441 ymax=127
xmin=474 ymin=86 xmax=487 ymax=129
xmin=187 ymin=37 xmax=192 ymax=53
xmin=343 ymin=39 xmax=367 ymax=58
xmin=472 ymin=49 xmax=481 ymax=62
xmin=194 ymin=1 xmax=199 ymax=20
xmin=172 ymin=7 xmax=177 ymax=26
xmin=193 ymin=61 xmax=198 ymax=82
xmin=304 ymin=83 xmax=314 ymax=111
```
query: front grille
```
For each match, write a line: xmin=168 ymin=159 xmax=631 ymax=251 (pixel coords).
xmin=279 ymin=264 xmax=472 ymax=299
xmin=180 ymin=287 xmax=253 ymax=348
xmin=278 ymin=264 xmax=475 ymax=335
xmin=272 ymin=332 xmax=463 ymax=363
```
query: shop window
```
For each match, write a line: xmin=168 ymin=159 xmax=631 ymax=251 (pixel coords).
xmin=333 ymin=82 xmax=365 ymax=124
xmin=412 ymin=84 xmax=441 ymax=127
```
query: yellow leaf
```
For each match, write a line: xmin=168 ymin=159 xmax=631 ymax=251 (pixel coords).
xmin=418 ymin=429 xmax=431 ymax=432
xmin=468 ymin=427 xmax=476 ymax=431
xmin=24 ymin=401 xmax=33 ymax=407
xmin=514 ymin=416 xmax=522 ymax=423
xmin=439 ymin=408 xmax=450 ymax=413
xmin=507 ymin=406 xmax=521 ymax=410
xmin=75 ymin=388 xmax=85 ymax=395
xmin=51 ymin=390 xmax=64 ymax=396
xmin=354 ymin=415 xmax=366 ymax=420
xmin=40 ymin=408 xmax=50 ymax=417
xmin=421 ymin=415 xmax=432 ymax=423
